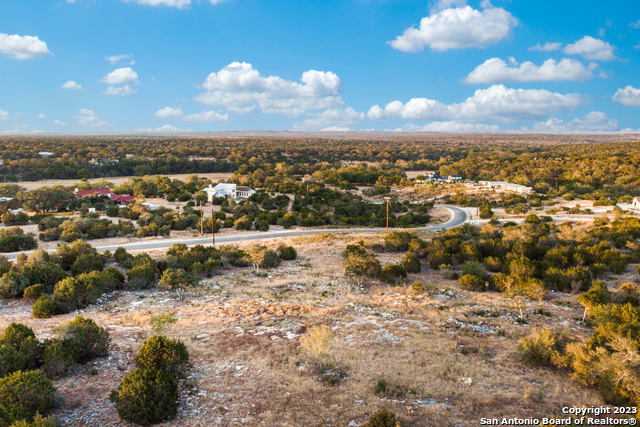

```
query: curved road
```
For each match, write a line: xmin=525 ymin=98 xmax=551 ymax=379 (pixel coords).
xmin=4 ymin=205 xmax=468 ymax=260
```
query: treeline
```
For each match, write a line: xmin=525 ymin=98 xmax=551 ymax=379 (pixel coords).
xmin=3 ymin=135 xmax=640 ymax=214
xmin=342 ymin=216 xmax=640 ymax=301
xmin=1 ymin=136 xmax=639 ymax=201
xmin=310 ymin=164 xmax=408 ymax=190
xmin=0 ymin=228 xmax=37 ymax=252
xmin=444 ymin=216 xmax=637 ymax=297
xmin=438 ymin=142 xmax=640 ymax=199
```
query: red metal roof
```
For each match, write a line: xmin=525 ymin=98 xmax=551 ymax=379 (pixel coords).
xmin=110 ymin=194 xmax=137 ymax=203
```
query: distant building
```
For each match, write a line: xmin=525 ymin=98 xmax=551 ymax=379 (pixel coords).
xmin=74 ymin=188 xmax=137 ymax=204
xmin=110 ymin=194 xmax=137 ymax=204
xmin=141 ymin=202 xmax=159 ymax=211
xmin=415 ymin=172 xmax=464 ymax=184
xmin=479 ymin=181 xmax=533 ymax=194
xmin=0 ymin=197 xmax=13 ymax=202
xmin=415 ymin=172 xmax=444 ymax=184
xmin=204 ymin=183 xmax=256 ymax=202
xmin=632 ymin=197 xmax=640 ymax=210
xmin=89 ymin=158 xmax=120 ymax=165
xmin=38 ymin=152 xmax=54 ymax=156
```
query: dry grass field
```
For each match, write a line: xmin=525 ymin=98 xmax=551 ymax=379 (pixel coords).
xmin=0 ymin=231 xmax=607 ymax=427
xmin=11 ymin=172 xmax=234 ymax=191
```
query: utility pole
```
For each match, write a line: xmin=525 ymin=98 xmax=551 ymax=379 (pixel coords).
xmin=200 ymin=201 xmax=203 ymax=235
xmin=211 ymin=204 xmax=215 ymax=245
xmin=384 ymin=197 xmax=391 ymax=232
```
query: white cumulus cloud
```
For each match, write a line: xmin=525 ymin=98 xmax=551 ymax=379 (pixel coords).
xmin=75 ymin=108 xmax=107 ymax=128
xmin=528 ymin=42 xmax=561 ymax=52
xmin=613 ymin=86 xmax=640 ymax=107
xmin=183 ymin=111 xmax=229 ymax=122
xmin=464 ymin=57 xmax=593 ymax=83
xmin=389 ymin=3 xmax=518 ymax=52
xmin=105 ymin=54 xmax=134 ymax=65
xmin=104 ymin=85 xmax=136 ymax=96
xmin=0 ymin=110 xmax=8 ymax=120
xmin=53 ymin=120 xmax=66 ymax=126
xmin=37 ymin=114 xmax=45 ymax=119
xmin=399 ymin=121 xmax=500 ymax=132
xmin=195 ymin=62 xmax=344 ymax=117
xmin=154 ymin=107 xmax=184 ymax=118
xmin=529 ymin=111 xmax=619 ymax=133
xmin=62 ymin=80 xmax=82 ymax=90
xmin=563 ymin=36 xmax=616 ymax=61
xmin=368 ymin=85 xmax=584 ymax=123
xmin=155 ymin=124 xmax=182 ymax=131
xmin=154 ymin=106 xmax=228 ymax=122
xmin=134 ymin=124 xmax=190 ymax=132
xmin=0 ymin=33 xmax=50 ymax=60
xmin=292 ymin=108 xmax=365 ymax=131
xmin=100 ymin=67 xmax=139 ymax=85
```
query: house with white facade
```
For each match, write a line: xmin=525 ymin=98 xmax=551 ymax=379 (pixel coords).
xmin=631 ymin=197 xmax=640 ymax=210
xmin=479 ymin=181 xmax=533 ymax=194
xmin=204 ymin=183 xmax=256 ymax=202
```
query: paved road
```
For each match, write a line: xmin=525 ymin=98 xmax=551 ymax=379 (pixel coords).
xmin=4 ymin=205 xmax=468 ymax=260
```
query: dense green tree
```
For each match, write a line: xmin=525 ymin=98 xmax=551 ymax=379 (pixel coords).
xmin=58 ymin=316 xmax=109 ymax=363
xmin=110 ymin=367 xmax=179 ymax=426
xmin=135 ymin=336 xmax=190 ymax=379
xmin=343 ymin=253 xmax=382 ymax=285
xmin=401 ymin=253 xmax=421 ymax=273
xmin=0 ymin=370 xmax=55 ymax=427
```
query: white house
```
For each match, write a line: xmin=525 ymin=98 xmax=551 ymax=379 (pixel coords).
xmin=204 ymin=183 xmax=256 ymax=202
xmin=631 ymin=197 xmax=640 ymax=210
xmin=479 ymin=181 xmax=533 ymax=194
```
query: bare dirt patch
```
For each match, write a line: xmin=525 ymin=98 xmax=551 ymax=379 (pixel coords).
xmin=404 ymin=170 xmax=436 ymax=179
xmin=428 ymin=207 xmax=451 ymax=224
xmin=11 ymin=172 xmax=234 ymax=191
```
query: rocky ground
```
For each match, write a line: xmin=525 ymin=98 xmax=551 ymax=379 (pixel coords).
xmin=0 ymin=231 xmax=607 ymax=427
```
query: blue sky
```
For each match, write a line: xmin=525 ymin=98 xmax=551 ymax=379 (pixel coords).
xmin=0 ymin=0 xmax=639 ymax=133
